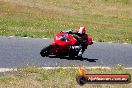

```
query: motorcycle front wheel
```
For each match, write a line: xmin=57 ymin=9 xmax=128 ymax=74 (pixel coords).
xmin=40 ymin=45 xmax=51 ymax=57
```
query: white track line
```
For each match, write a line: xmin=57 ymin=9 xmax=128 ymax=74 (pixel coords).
xmin=108 ymin=42 xmax=112 ymax=43
xmin=6 ymin=36 xmax=131 ymax=44
xmin=23 ymin=37 xmax=29 ymax=38
xmin=92 ymin=41 xmax=96 ymax=43
xmin=123 ymin=43 xmax=128 ymax=44
xmin=42 ymin=38 xmax=48 ymax=39
xmin=1 ymin=67 xmax=132 ymax=72
xmin=41 ymin=66 xmax=111 ymax=70
xmin=9 ymin=36 xmax=15 ymax=38
xmin=125 ymin=67 xmax=132 ymax=69
xmin=0 ymin=68 xmax=17 ymax=72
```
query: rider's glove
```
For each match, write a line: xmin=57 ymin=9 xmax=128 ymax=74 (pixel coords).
xmin=65 ymin=30 xmax=73 ymax=34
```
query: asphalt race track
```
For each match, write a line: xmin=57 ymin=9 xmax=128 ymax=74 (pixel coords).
xmin=0 ymin=36 xmax=132 ymax=68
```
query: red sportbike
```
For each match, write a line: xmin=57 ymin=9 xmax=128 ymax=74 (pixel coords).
xmin=40 ymin=31 xmax=93 ymax=59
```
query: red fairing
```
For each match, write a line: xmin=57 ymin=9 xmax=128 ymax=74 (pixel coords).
xmin=88 ymin=36 xmax=93 ymax=45
xmin=54 ymin=32 xmax=93 ymax=46
xmin=68 ymin=34 xmax=77 ymax=45
xmin=54 ymin=32 xmax=77 ymax=46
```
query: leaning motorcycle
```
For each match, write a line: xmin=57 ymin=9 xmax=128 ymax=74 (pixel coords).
xmin=40 ymin=31 xmax=93 ymax=60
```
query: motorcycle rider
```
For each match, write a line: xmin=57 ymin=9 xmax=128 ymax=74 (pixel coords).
xmin=66 ymin=27 xmax=88 ymax=57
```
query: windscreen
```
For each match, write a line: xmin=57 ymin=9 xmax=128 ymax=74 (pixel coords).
xmin=58 ymin=33 xmax=70 ymax=41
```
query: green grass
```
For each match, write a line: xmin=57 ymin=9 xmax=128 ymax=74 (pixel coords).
xmin=0 ymin=0 xmax=132 ymax=43
xmin=0 ymin=66 xmax=132 ymax=88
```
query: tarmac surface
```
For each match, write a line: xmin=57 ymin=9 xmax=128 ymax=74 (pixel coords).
xmin=0 ymin=36 xmax=132 ymax=68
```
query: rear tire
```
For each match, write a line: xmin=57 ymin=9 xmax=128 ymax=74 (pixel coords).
xmin=40 ymin=45 xmax=51 ymax=57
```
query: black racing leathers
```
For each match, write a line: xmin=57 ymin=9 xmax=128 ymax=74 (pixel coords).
xmin=68 ymin=30 xmax=88 ymax=56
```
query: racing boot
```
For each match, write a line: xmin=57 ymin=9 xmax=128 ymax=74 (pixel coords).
xmin=78 ymin=49 xmax=83 ymax=57
xmin=78 ymin=50 xmax=83 ymax=61
xmin=78 ymin=48 xmax=85 ymax=60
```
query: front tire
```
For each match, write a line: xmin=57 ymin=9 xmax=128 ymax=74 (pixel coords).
xmin=40 ymin=45 xmax=51 ymax=57
xmin=78 ymin=55 xmax=83 ymax=61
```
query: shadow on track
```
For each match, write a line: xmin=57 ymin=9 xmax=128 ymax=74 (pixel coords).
xmin=48 ymin=55 xmax=98 ymax=62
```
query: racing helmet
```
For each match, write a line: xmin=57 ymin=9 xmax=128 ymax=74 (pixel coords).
xmin=77 ymin=27 xmax=86 ymax=34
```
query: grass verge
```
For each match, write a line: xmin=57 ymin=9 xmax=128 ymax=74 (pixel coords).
xmin=0 ymin=66 xmax=132 ymax=88
xmin=0 ymin=0 xmax=132 ymax=43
